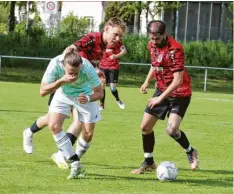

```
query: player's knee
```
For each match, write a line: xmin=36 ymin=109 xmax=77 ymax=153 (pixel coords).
xmin=48 ymin=122 xmax=62 ymax=133
xmin=140 ymin=123 xmax=152 ymax=133
xmin=167 ymin=128 xmax=181 ymax=140
xmin=83 ymin=131 xmax=93 ymax=141
xmin=110 ymin=84 xmax=116 ymax=92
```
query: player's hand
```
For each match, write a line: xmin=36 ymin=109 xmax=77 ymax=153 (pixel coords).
xmin=148 ymin=97 xmax=162 ymax=109
xmin=77 ymin=93 xmax=88 ymax=104
xmin=96 ymin=68 xmax=105 ymax=78
xmin=140 ymin=82 xmax=149 ymax=94
xmin=109 ymin=54 xmax=116 ymax=60
xmin=63 ymin=44 xmax=77 ymax=55
xmin=60 ymin=75 xmax=77 ymax=84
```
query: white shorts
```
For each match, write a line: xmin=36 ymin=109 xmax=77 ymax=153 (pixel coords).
xmin=49 ymin=90 xmax=101 ymax=123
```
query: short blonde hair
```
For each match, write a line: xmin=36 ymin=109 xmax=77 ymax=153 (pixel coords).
xmin=105 ymin=17 xmax=127 ymax=34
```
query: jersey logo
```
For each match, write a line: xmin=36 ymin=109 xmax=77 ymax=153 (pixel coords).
xmin=157 ymin=53 xmax=163 ymax=62
xmin=169 ymin=50 xmax=175 ymax=60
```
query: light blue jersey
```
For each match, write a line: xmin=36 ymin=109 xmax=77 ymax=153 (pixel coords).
xmin=42 ymin=55 xmax=100 ymax=96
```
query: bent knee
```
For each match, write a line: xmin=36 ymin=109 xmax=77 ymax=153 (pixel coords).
xmin=48 ymin=122 xmax=62 ymax=133
xmin=167 ymin=127 xmax=180 ymax=139
xmin=83 ymin=131 xmax=93 ymax=141
xmin=140 ymin=123 xmax=153 ymax=133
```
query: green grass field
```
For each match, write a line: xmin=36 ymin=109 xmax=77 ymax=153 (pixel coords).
xmin=0 ymin=81 xmax=233 ymax=194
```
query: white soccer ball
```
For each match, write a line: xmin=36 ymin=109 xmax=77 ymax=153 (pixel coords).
xmin=156 ymin=161 xmax=178 ymax=181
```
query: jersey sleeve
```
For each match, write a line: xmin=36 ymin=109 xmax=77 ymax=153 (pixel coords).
xmin=119 ymin=41 xmax=126 ymax=51
xmin=41 ymin=59 xmax=59 ymax=83
xmin=168 ymin=47 xmax=185 ymax=72
xmin=74 ymin=33 xmax=95 ymax=54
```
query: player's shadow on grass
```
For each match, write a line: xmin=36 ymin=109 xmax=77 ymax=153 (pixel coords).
xmin=87 ymin=173 xmax=232 ymax=188
xmin=0 ymin=109 xmax=46 ymax=114
xmin=179 ymin=167 xmax=233 ymax=175
xmin=85 ymin=163 xmax=233 ymax=187
xmin=84 ymin=162 xmax=136 ymax=170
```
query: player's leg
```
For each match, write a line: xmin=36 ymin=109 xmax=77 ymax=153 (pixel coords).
xmin=131 ymin=112 xmax=158 ymax=174
xmin=75 ymin=100 xmax=101 ymax=159
xmin=109 ymin=69 xmax=125 ymax=109
xmin=75 ymin=122 xmax=95 ymax=159
xmin=167 ymin=98 xmax=199 ymax=170
xmin=131 ymin=89 xmax=170 ymax=174
xmin=99 ymin=69 xmax=107 ymax=110
xmin=49 ymin=93 xmax=85 ymax=179
xmin=23 ymin=114 xmax=49 ymax=154
xmin=23 ymin=92 xmax=55 ymax=154
xmin=51 ymin=107 xmax=83 ymax=169
xmin=48 ymin=112 xmax=83 ymax=179
xmin=67 ymin=107 xmax=83 ymax=144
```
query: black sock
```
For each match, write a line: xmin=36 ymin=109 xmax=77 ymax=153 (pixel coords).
xmin=100 ymin=89 xmax=106 ymax=106
xmin=30 ymin=120 xmax=42 ymax=133
xmin=174 ymin=130 xmax=191 ymax=150
xmin=68 ymin=154 xmax=79 ymax=163
xmin=142 ymin=132 xmax=155 ymax=165
xmin=111 ymin=90 xmax=120 ymax=101
xmin=145 ymin=157 xmax=154 ymax=165
xmin=66 ymin=132 xmax=77 ymax=146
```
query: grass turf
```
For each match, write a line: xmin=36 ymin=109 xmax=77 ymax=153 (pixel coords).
xmin=0 ymin=81 xmax=232 ymax=194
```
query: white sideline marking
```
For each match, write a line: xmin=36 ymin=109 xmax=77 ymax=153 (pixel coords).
xmin=196 ymin=98 xmax=233 ymax=102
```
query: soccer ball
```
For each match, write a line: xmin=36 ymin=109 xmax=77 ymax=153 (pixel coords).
xmin=156 ymin=161 xmax=178 ymax=181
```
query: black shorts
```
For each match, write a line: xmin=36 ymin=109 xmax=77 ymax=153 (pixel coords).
xmin=48 ymin=92 xmax=55 ymax=106
xmin=145 ymin=89 xmax=191 ymax=120
xmin=100 ymin=68 xmax=119 ymax=84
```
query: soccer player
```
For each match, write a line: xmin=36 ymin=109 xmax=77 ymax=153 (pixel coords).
xmin=131 ymin=20 xmax=199 ymax=174
xmin=56 ymin=17 xmax=127 ymax=162
xmin=99 ymin=41 xmax=127 ymax=110
xmin=40 ymin=49 xmax=103 ymax=179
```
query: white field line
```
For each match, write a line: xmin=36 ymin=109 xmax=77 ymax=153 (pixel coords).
xmin=196 ymin=97 xmax=233 ymax=102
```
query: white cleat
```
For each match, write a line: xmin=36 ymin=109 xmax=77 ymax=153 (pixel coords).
xmin=23 ymin=128 xmax=33 ymax=154
xmin=51 ymin=151 xmax=69 ymax=169
xmin=67 ymin=161 xmax=86 ymax=180
xmin=116 ymin=100 xmax=125 ymax=109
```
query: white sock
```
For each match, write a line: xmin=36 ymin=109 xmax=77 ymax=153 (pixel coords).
xmin=185 ymin=145 xmax=192 ymax=152
xmin=53 ymin=131 xmax=75 ymax=160
xmin=76 ymin=136 xmax=90 ymax=158
xmin=144 ymin=153 xmax=153 ymax=158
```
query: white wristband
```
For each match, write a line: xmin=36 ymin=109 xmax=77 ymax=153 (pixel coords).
xmin=86 ymin=95 xmax=90 ymax=102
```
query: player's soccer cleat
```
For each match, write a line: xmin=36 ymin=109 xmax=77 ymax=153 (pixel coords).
xmin=67 ymin=161 xmax=86 ymax=180
xmin=23 ymin=128 xmax=33 ymax=154
xmin=51 ymin=151 xmax=69 ymax=169
xmin=131 ymin=162 xmax=157 ymax=174
xmin=186 ymin=149 xmax=199 ymax=170
xmin=116 ymin=100 xmax=125 ymax=109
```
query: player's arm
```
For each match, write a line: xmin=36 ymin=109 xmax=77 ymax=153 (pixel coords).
xmin=40 ymin=80 xmax=63 ymax=97
xmin=77 ymin=85 xmax=104 ymax=104
xmin=90 ymin=84 xmax=104 ymax=101
xmin=40 ymin=75 xmax=77 ymax=97
xmin=110 ymin=45 xmax=127 ymax=59
xmin=156 ymin=70 xmax=183 ymax=101
xmin=140 ymin=66 xmax=154 ymax=94
xmin=72 ymin=34 xmax=93 ymax=52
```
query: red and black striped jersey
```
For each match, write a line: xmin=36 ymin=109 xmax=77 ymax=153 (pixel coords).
xmin=148 ymin=36 xmax=192 ymax=97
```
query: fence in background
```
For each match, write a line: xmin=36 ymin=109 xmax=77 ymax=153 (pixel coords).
xmin=0 ymin=55 xmax=233 ymax=92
